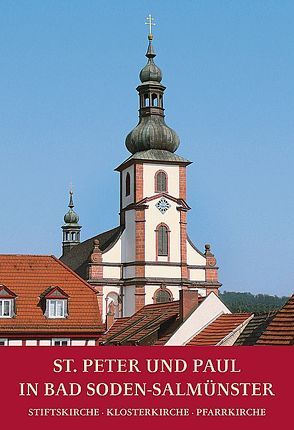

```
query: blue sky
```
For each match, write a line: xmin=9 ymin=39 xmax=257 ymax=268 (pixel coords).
xmin=0 ymin=1 xmax=293 ymax=296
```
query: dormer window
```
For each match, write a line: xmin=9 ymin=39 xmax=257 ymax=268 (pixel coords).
xmin=0 ymin=299 xmax=13 ymax=318
xmin=0 ymin=285 xmax=16 ymax=318
xmin=42 ymin=287 xmax=69 ymax=319
xmin=49 ymin=299 xmax=66 ymax=318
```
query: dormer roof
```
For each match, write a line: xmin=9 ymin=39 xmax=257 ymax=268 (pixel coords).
xmin=0 ymin=284 xmax=16 ymax=298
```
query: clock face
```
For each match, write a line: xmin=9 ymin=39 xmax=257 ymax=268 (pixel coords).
xmin=156 ymin=197 xmax=171 ymax=214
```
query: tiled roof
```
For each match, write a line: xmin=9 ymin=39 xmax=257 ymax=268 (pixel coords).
xmin=234 ymin=312 xmax=277 ymax=346
xmin=101 ymin=301 xmax=180 ymax=345
xmin=60 ymin=226 xmax=123 ymax=279
xmin=154 ymin=333 xmax=174 ymax=345
xmin=116 ymin=150 xmax=191 ymax=171
xmin=0 ymin=255 xmax=103 ymax=334
xmin=187 ymin=313 xmax=252 ymax=346
xmin=101 ymin=295 xmax=206 ymax=346
xmin=257 ymin=295 xmax=294 ymax=345
xmin=99 ymin=317 xmax=130 ymax=343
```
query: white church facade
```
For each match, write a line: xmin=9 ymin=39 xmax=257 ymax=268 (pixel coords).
xmin=60 ymin=32 xmax=221 ymax=321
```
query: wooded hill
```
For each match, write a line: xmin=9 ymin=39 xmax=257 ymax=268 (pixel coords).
xmin=220 ymin=291 xmax=289 ymax=314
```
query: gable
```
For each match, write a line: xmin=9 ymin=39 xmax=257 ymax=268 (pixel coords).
xmin=0 ymin=285 xmax=16 ymax=298
xmin=43 ymin=286 xmax=69 ymax=299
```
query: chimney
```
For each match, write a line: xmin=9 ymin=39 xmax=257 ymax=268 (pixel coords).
xmin=179 ymin=288 xmax=199 ymax=322
xmin=106 ymin=301 xmax=115 ymax=330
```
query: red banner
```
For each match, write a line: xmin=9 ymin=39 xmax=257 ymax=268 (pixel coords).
xmin=1 ymin=347 xmax=292 ymax=429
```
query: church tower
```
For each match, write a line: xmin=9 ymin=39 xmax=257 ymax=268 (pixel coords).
xmin=61 ymin=191 xmax=81 ymax=256
xmin=60 ymin=24 xmax=221 ymax=321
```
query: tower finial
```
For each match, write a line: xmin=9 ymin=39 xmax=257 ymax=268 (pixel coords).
xmin=145 ymin=14 xmax=155 ymax=40
xmin=68 ymin=188 xmax=74 ymax=209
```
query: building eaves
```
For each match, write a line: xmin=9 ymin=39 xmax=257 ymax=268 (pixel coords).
xmin=115 ymin=149 xmax=191 ymax=171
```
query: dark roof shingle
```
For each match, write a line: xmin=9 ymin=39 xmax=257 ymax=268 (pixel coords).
xmin=257 ymin=295 xmax=294 ymax=345
xmin=60 ymin=226 xmax=123 ymax=278
xmin=234 ymin=312 xmax=277 ymax=345
xmin=101 ymin=301 xmax=180 ymax=345
xmin=101 ymin=295 xmax=206 ymax=346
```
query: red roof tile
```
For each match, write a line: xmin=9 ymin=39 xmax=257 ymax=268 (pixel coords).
xmin=187 ymin=313 xmax=252 ymax=346
xmin=0 ymin=255 xmax=103 ymax=334
xmin=257 ymin=295 xmax=294 ymax=345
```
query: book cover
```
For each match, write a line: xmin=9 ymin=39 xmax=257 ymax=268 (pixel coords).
xmin=0 ymin=2 xmax=293 ymax=429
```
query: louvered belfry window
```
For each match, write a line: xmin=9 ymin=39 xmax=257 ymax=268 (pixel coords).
xmin=125 ymin=172 xmax=131 ymax=196
xmin=158 ymin=225 xmax=168 ymax=256
xmin=155 ymin=171 xmax=167 ymax=192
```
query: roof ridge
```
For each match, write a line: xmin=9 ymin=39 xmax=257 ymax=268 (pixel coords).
xmin=221 ymin=312 xmax=253 ymax=317
xmin=51 ymin=256 xmax=99 ymax=296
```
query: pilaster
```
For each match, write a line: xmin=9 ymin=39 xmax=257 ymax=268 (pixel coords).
xmin=179 ymin=208 xmax=188 ymax=279
xmin=135 ymin=285 xmax=146 ymax=312
xmin=135 ymin=208 xmax=146 ymax=277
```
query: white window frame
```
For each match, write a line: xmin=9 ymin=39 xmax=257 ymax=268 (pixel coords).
xmin=0 ymin=299 xmax=13 ymax=318
xmin=52 ymin=338 xmax=70 ymax=346
xmin=48 ymin=299 xmax=66 ymax=318
xmin=0 ymin=339 xmax=8 ymax=346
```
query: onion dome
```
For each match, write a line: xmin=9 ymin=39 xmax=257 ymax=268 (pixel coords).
xmin=64 ymin=191 xmax=79 ymax=224
xmin=126 ymin=116 xmax=179 ymax=154
xmin=125 ymin=34 xmax=180 ymax=154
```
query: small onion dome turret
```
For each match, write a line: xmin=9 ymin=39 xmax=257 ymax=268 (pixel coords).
xmin=64 ymin=191 xmax=79 ymax=224
xmin=139 ymin=39 xmax=162 ymax=83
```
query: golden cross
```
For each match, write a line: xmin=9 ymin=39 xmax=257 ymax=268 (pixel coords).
xmin=145 ymin=14 xmax=155 ymax=36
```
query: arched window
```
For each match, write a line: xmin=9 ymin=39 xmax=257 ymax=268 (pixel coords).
xmin=106 ymin=292 xmax=120 ymax=318
xmin=154 ymin=287 xmax=172 ymax=304
xmin=155 ymin=170 xmax=167 ymax=192
xmin=152 ymin=93 xmax=158 ymax=106
xmin=125 ymin=172 xmax=130 ymax=196
xmin=144 ymin=94 xmax=150 ymax=107
xmin=157 ymin=224 xmax=169 ymax=256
